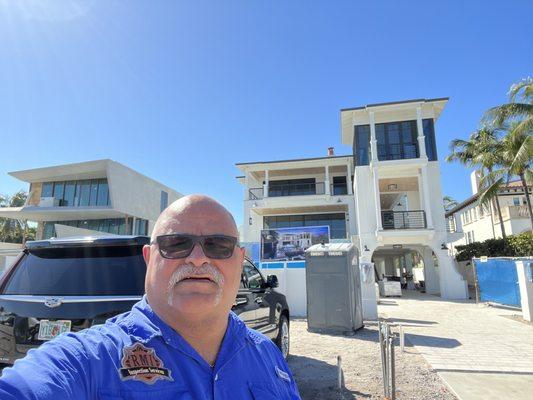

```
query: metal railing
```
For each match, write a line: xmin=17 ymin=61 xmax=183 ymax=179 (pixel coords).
xmin=379 ymin=321 xmax=396 ymax=400
xmin=377 ymin=142 xmax=419 ymax=161
xmin=248 ymin=182 xmax=326 ymax=200
xmin=381 ymin=210 xmax=427 ymax=230
xmin=330 ymin=184 xmax=348 ymax=195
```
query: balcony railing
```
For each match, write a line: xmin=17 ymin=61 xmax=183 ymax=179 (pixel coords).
xmin=377 ymin=143 xmax=419 ymax=161
xmin=330 ymin=184 xmax=348 ymax=195
xmin=248 ymin=182 xmax=326 ymax=200
xmin=381 ymin=210 xmax=427 ymax=230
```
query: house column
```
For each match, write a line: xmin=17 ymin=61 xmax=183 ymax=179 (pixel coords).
xmin=405 ymin=253 xmax=415 ymax=290
xmin=416 ymin=106 xmax=427 ymax=159
xmin=346 ymin=163 xmax=353 ymax=195
xmin=244 ymin=171 xmax=250 ymax=200
xmin=263 ymin=170 xmax=269 ymax=198
xmin=325 ymin=165 xmax=330 ymax=195
xmin=420 ymin=166 xmax=434 ymax=229
xmin=369 ymin=111 xmax=378 ymax=163
xmin=373 ymin=169 xmax=383 ymax=230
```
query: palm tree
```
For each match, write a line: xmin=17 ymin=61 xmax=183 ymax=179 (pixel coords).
xmin=446 ymin=128 xmax=507 ymax=238
xmin=479 ymin=122 xmax=533 ymax=231
xmin=484 ymin=77 xmax=533 ymax=137
xmin=443 ymin=196 xmax=458 ymax=212
xmin=0 ymin=191 xmax=30 ymax=243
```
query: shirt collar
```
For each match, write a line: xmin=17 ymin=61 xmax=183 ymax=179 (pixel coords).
xmin=119 ymin=296 xmax=250 ymax=368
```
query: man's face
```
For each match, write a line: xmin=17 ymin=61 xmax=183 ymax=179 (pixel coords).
xmin=143 ymin=202 xmax=244 ymax=320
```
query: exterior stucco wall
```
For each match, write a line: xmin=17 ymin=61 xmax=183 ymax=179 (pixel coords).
xmin=106 ymin=161 xmax=182 ymax=223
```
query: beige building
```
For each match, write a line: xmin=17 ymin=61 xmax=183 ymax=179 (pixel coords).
xmin=446 ymin=171 xmax=532 ymax=251
xmin=0 ymin=160 xmax=182 ymax=240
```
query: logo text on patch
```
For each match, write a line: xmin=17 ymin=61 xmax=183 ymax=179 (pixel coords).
xmin=119 ymin=343 xmax=173 ymax=384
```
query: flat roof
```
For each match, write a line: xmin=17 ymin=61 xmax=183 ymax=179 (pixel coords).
xmin=236 ymin=154 xmax=352 ymax=167
xmin=340 ymin=97 xmax=449 ymax=112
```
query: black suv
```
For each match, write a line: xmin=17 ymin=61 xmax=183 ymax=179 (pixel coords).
xmin=0 ymin=236 xmax=290 ymax=365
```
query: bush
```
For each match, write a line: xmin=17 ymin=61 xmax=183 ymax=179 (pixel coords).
xmin=455 ymin=232 xmax=533 ymax=261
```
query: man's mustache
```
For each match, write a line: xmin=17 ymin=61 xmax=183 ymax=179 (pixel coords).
xmin=168 ymin=263 xmax=225 ymax=287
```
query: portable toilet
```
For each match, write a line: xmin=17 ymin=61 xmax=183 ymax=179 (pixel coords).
xmin=305 ymin=243 xmax=363 ymax=333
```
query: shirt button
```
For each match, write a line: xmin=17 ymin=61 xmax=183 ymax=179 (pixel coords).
xmin=214 ymin=374 xmax=219 ymax=381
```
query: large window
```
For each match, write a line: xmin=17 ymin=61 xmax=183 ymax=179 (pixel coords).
xmin=39 ymin=179 xmax=110 ymax=207
xmin=42 ymin=217 xmax=135 ymax=239
xmin=423 ymin=119 xmax=438 ymax=161
xmin=376 ymin=121 xmax=418 ymax=161
xmin=264 ymin=213 xmax=347 ymax=239
xmin=268 ymin=178 xmax=318 ymax=197
xmin=160 ymin=191 xmax=168 ymax=212
xmin=353 ymin=125 xmax=370 ymax=166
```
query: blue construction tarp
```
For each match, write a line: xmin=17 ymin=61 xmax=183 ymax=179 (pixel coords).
xmin=474 ymin=258 xmax=521 ymax=307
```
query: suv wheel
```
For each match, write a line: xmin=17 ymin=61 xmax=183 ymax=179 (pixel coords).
xmin=275 ymin=314 xmax=289 ymax=359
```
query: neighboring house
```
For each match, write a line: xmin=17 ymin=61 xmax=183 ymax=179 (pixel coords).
xmin=237 ymin=98 xmax=467 ymax=300
xmin=0 ymin=159 xmax=182 ymax=239
xmin=446 ymin=171 xmax=532 ymax=250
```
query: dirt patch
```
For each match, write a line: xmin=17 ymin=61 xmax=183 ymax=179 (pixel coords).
xmin=288 ymin=319 xmax=456 ymax=400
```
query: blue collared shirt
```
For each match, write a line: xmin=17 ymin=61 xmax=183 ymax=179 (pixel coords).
xmin=0 ymin=297 xmax=301 ymax=399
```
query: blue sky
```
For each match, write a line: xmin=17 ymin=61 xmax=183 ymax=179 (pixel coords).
xmin=0 ymin=1 xmax=531 ymax=226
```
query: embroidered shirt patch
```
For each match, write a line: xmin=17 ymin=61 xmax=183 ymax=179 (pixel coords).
xmin=119 ymin=343 xmax=173 ymax=384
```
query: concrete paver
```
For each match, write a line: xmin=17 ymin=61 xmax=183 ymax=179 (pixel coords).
xmin=378 ymin=291 xmax=533 ymax=399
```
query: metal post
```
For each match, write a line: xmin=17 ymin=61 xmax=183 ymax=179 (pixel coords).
xmin=399 ymin=324 xmax=404 ymax=352
xmin=390 ymin=329 xmax=396 ymax=400
xmin=472 ymin=258 xmax=480 ymax=303
xmin=337 ymin=355 xmax=342 ymax=393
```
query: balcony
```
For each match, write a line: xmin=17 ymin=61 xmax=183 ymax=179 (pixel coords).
xmin=381 ymin=210 xmax=427 ymax=230
xmin=377 ymin=142 xmax=419 ymax=161
xmin=248 ymin=182 xmax=326 ymax=200
xmin=494 ymin=205 xmax=530 ymax=222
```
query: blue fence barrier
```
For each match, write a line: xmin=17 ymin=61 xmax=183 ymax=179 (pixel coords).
xmin=474 ymin=258 xmax=521 ymax=307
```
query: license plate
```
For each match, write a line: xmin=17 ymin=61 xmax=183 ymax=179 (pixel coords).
xmin=38 ymin=320 xmax=71 ymax=341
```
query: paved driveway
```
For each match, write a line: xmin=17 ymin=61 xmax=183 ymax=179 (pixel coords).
xmin=378 ymin=291 xmax=533 ymax=400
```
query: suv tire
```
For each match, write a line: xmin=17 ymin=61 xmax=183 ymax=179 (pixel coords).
xmin=275 ymin=314 xmax=289 ymax=359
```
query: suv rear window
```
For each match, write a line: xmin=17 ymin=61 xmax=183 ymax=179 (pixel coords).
xmin=3 ymin=246 xmax=146 ymax=296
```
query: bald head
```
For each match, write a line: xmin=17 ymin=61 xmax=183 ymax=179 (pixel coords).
xmin=151 ymin=195 xmax=238 ymax=241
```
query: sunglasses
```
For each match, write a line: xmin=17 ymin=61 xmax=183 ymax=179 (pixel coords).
xmin=152 ymin=234 xmax=239 ymax=260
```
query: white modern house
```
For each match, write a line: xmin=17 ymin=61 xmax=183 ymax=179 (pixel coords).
xmin=0 ymin=159 xmax=182 ymax=239
xmin=237 ymin=98 xmax=468 ymax=317
xmin=446 ymin=171 xmax=532 ymax=250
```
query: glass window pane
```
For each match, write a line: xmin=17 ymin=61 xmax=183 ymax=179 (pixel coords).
xmin=79 ymin=181 xmax=91 ymax=206
xmin=118 ymin=219 xmax=126 ymax=235
xmin=89 ymin=180 xmax=99 ymax=206
xmin=109 ymin=219 xmax=118 ymax=234
xmin=42 ymin=182 xmax=54 ymax=198
xmin=96 ymin=179 xmax=109 ymax=206
xmin=88 ymin=220 xmax=99 ymax=231
xmin=387 ymin=123 xmax=400 ymax=143
xmin=63 ymin=181 xmax=76 ymax=207
xmin=53 ymin=182 xmax=64 ymax=204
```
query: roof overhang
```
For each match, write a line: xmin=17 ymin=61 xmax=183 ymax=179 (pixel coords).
xmin=340 ymin=97 xmax=449 ymax=145
xmin=9 ymin=159 xmax=111 ymax=183
xmin=0 ymin=206 xmax=124 ymax=222
xmin=235 ymin=155 xmax=353 ymax=173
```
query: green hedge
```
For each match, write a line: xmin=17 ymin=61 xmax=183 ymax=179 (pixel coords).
xmin=455 ymin=232 xmax=533 ymax=261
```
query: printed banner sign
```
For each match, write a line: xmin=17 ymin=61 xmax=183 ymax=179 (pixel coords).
xmin=260 ymin=226 xmax=330 ymax=261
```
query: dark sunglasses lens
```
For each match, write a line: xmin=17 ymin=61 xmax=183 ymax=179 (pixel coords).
xmin=158 ymin=236 xmax=193 ymax=258
xmin=203 ymin=236 xmax=235 ymax=259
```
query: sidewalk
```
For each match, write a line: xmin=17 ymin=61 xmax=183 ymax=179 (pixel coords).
xmin=378 ymin=291 xmax=533 ymax=400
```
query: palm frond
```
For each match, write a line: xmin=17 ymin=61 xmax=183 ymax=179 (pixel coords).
xmin=508 ymin=77 xmax=533 ymax=103
xmin=510 ymin=117 xmax=533 ymax=138
xmin=483 ymin=103 xmax=533 ymax=127
xmin=478 ymin=177 xmax=504 ymax=207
